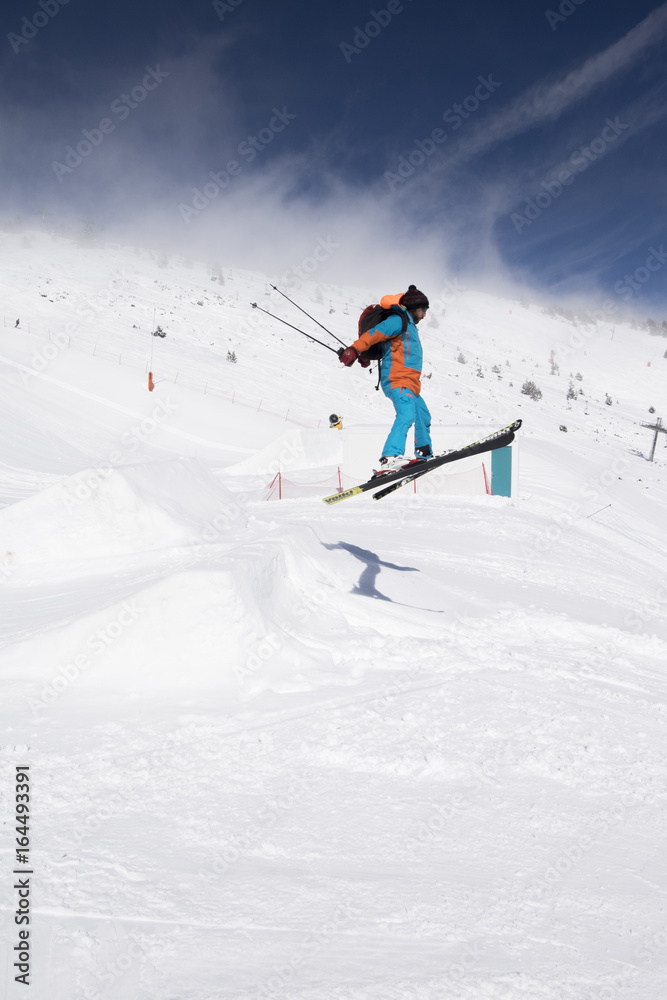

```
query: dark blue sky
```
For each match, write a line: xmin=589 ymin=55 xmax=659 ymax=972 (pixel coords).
xmin=2 ymin=0 xmax=666 ymax=309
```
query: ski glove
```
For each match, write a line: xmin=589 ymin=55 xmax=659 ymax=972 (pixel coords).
xmin=338 ymin=347 xmax=358 ymax=367
xmin=338 ymin=347 xmax=371 ymax=368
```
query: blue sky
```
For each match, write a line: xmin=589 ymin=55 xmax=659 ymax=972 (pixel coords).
xmin=2 ymin=0 xmax=666 ymax=311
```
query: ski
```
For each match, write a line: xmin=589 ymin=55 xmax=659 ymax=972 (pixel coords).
xmin=371 ymin=420 xmax=521 ymax=500
xmin=322 ymin=420 xmax=522 ymax=506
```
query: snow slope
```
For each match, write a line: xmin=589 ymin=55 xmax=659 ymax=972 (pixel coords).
xmin=1 ymin=231 xmax=666 ymax=1000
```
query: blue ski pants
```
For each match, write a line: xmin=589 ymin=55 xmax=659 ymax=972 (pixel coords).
xmin=381 ymin=386 xmax=432 ymax=457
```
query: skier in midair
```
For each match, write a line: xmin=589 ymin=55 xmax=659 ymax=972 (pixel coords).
xmin=338 ymin=285 xmax=432 ymax=472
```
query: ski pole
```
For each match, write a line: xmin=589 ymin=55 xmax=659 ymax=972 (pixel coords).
xmin=250 ymin=302 xmax=341 ymax=355
xmin=269 ymin=285 xmax=347 ymax=347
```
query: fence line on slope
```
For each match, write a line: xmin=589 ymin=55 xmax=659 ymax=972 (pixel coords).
xmin=3 ymin=318 xmax=322 ymax=429
xmin=263 ymin=462 xmax=492 ymax=500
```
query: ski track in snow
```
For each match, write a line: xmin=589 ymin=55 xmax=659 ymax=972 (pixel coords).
xmin=0 ymin=232 xmax=666 ymax=999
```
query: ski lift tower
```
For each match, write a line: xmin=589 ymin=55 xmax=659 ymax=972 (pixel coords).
xmin=641 ymin=416 xmax=667 ymax=462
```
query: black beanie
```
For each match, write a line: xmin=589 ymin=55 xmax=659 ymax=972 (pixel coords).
xmin=400 ymin=284 xmax=429 ymax=310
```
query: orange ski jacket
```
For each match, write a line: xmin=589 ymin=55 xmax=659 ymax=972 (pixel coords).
xmin=350 ymin=294 xmax=423 ymax=395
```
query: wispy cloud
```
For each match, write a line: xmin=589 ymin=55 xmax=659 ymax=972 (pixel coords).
xmin=444 ymin=3 xmax=667 ymax=166
xmin=376 ymin=7 xmax=667 ymax=298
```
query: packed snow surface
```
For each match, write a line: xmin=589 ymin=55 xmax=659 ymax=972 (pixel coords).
xmin=1 ymin=231 xmax=666 ymax=999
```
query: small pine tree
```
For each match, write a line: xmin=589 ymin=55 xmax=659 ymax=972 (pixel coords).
xmin=567 ymin=381 xmax=577 ymax=401
xmin=457 ymin=352 xmax=467 ymax=364
xmin=605 ymin=394 xmax=613 ymax=406
xmin=227 ymin=350 xmax=237 ymax=363
xmin=521 ymin=380 xmax=543 ymax=401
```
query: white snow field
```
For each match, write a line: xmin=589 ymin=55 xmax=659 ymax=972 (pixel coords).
xmin=1 ymin=230 xmax=666 ymax=1000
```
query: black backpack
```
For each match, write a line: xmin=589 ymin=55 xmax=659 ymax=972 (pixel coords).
xmin=357 ymin=304 xmax=409 ymax=362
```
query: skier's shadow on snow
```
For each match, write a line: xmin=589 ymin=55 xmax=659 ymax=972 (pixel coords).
xmin=321 ymin=542 xmax=443 ymax=613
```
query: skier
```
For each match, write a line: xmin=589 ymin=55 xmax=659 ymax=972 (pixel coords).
xmin=338 ymin=285 xmax=432 ymax=471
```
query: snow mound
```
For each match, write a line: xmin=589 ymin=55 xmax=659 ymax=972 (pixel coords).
xmin=5 ymin=523 xmax=359 ymax=708
xmin=225 ymin=428 xmax=343 ymax=476
xmin=7 ymin=531 xmax=348 ymax=705
xmin=0 ymin=458 xmax=244 ymax=572
xmin=37 ymin=571 xmax=264 ymax=699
